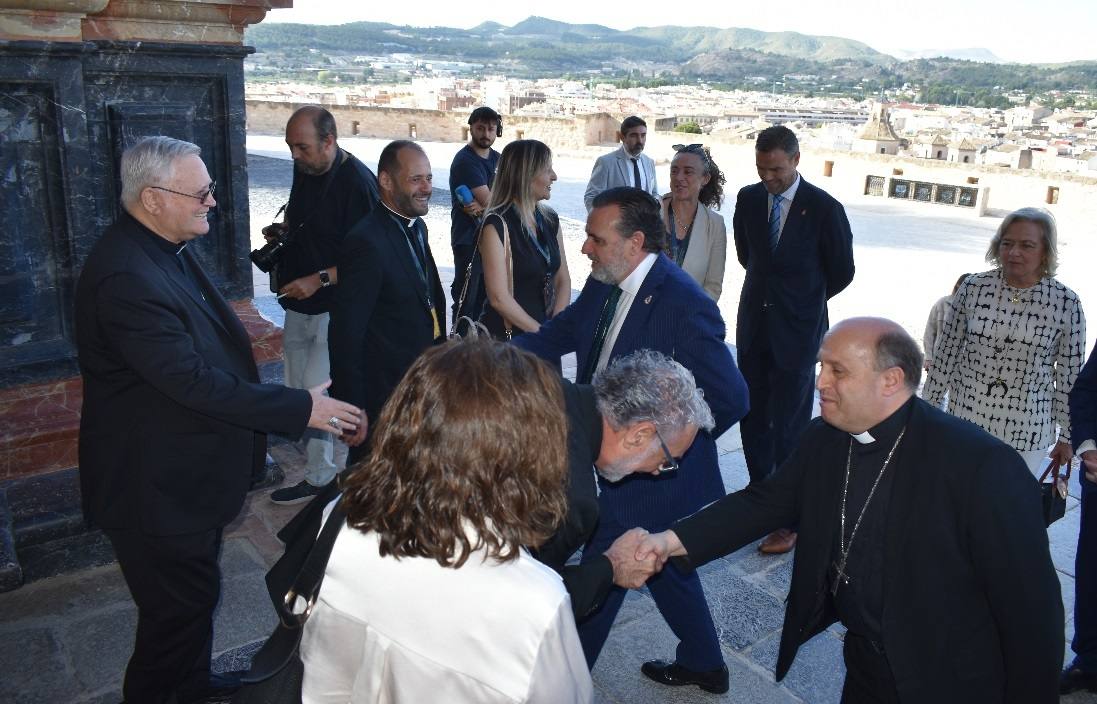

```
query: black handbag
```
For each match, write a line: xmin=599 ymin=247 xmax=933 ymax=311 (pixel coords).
xmin=450 ymin=214 xmax=506 ymax=340
xmin=232 ymin=502 xmax=346 ymax=704
xmin=1039 ymin=460 xmax=1071 ymax=526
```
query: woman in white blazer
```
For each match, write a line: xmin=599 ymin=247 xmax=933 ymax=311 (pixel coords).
xmin=661 ymin=144 xmax=727 ymax=301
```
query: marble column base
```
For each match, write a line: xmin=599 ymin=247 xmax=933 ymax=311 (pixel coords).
xmin=0 ymin=299 xmax=283 ymax=482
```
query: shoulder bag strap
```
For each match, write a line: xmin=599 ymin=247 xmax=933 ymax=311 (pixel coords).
xmin=280 ymin=504 xmax=346 ymax=627
xmin=500 ymin=215 xmax=514 ymax=340
xmin=450 ymin=214 xmax=488 ymax=336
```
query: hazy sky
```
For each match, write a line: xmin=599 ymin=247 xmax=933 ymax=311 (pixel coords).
xmin=264 ymin=0 xmax=1095 ymax=65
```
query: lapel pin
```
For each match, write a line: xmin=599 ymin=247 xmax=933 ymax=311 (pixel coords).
xmin=644 ymin=295 xmax=653 ymax=304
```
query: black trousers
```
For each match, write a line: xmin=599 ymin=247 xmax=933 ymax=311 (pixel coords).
xmin=841 ymin=633 xmax=901 ymax=704
xmin=738 ymin=320 xmax=816 ymax=484
xmin=106 ymin=527 xmax=222 ymax=704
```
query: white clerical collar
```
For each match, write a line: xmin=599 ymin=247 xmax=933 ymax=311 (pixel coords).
xmin=381 ymin=201 xmax=416 ymax=228
xmin=850 ymin=430 xmax=875 ymax=445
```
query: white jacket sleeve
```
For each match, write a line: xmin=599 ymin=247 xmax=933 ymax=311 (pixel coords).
xmin=524 ymin=599 xmax=593 ymax=703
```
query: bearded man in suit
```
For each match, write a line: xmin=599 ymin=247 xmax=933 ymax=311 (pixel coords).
xmin=516 ymin=186 xmax=749 ymax=694
xmin=329 ymin=140 xmax=446 ymax=463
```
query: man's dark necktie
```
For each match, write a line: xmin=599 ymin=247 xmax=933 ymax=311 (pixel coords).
xmin=632 ymin=158 xmax=642 ymax=189
xmin=577 ymin=286 xmax=623 ymax=384
xmin=404 ymin=219 xmax=427 ymax=273
xmin=768 ymin=194 xmax=783 ymax=251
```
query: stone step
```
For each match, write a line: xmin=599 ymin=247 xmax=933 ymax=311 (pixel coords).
xmin=7 ymin=467 xmax=85 ymax=549
xmin=0 ymin=453 xmax=286 ymax=592
xmin=0 ymin=487 xmax=21 ymax=591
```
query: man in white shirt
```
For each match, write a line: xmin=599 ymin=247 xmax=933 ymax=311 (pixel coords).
xmin=584 ymin=116 xmax=659 ymax=211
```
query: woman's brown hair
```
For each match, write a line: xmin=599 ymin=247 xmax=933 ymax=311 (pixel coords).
xmin=340 ymin=339 xmax=569 ymax=568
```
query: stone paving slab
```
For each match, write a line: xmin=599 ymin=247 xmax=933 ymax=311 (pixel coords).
xmin=592 ymin=592 xmax=802 ymax=704
xmin=697 ymin=562 xmax=786 ymax=652
xmin=747 ymin=628 xmax=846 ymax=704
xmin=0 ymin=625 xmax=87 ymax=704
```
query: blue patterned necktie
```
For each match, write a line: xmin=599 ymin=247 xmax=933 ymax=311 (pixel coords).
xmin=632 ymin=158 xmax=642 ymax=189
xmin=768 ymin=194 xmax=783 ymax=251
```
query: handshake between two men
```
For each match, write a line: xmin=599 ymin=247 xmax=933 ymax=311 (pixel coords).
xmin=605 ymin=528 xmax=682 ymax=589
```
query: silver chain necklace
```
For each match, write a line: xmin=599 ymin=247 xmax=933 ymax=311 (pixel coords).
xmin=831 ymin=427 xmax=907 ymax=597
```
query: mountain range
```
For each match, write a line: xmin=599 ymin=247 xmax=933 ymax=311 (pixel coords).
xmin=245 ymin=16 xmax=1097 ymax=97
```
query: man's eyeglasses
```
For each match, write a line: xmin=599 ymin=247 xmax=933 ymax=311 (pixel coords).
xmin=152 ymin=181 xmax=216 ymax=203
xmin=654 ymin=428 xmax=680 ymax=475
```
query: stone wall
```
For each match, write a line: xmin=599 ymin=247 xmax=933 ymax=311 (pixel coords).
xmin=245 ymin=101 xmax=621 ymax=150
xmin=640 ymin=130 xmax=1097 ymax=227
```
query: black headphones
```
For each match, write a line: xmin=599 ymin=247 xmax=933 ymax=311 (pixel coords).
xmin=468 ymin=108 xmax=503 ymax=138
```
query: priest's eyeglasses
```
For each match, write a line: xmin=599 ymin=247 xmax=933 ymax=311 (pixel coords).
xmin=152 ymin=181 xmax=217 ymax=203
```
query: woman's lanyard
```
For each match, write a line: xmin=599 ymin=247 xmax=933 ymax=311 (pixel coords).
xmin=667 ymin=203 xmax=695 ymax=266
xmin=522 ymin=208 xmax=552 ymax=267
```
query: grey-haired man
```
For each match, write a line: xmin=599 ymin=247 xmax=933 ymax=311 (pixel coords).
xmin=537 ymin=349 xmax=714 ymax=624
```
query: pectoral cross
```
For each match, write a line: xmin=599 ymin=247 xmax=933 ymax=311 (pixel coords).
xmin=830 ymin=560 xmax=850 ymax=597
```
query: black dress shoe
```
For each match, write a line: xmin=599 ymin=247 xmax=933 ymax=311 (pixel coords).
xmin=641 ymin=659 xmax=730 ymax=694
xmin=1061 ymin=662 xmax=1097 ymax=694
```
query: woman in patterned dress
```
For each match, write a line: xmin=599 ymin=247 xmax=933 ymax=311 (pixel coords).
xmin=923 ymin=207 xmax=1085 ymax=475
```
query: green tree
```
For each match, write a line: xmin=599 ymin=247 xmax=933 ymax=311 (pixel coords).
xmin=674 ymin=121 xmax=703 ymax=134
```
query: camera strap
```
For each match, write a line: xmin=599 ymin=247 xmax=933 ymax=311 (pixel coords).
xmin=283 ymin=148 xmax=349 ymax=241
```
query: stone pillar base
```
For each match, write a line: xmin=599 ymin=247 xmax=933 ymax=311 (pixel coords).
xmin=0 ymin=299 xmax=283 ymax=482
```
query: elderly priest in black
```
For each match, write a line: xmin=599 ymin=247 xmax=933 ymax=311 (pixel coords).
xmin=637 ymin=317 xmax=1062 ymax=703
xmin=75 ymin=136 xmax=362 ymax=704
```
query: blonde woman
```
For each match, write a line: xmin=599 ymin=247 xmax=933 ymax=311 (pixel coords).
xmin=479 ymin=140 xmax=570 ymax=339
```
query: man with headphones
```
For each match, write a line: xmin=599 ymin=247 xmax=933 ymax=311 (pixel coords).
xmin=449 ymin=106 xmax=502 ymax=320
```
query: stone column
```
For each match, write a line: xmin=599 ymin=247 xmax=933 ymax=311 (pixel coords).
xmin=0 ymin=0 xmax=289 ymax=484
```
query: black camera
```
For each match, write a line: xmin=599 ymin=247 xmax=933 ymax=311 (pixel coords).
xmin=250 ymin=222 xmax=290 ymax=273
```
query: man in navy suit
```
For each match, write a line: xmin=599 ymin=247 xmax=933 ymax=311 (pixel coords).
xmin=516 ymin=187 xmax=749 ymax=694
xmin=733 ymin=125 xmax=855 ymax=554
xmin=1064 ymin=346 xmax=1097 ymax=693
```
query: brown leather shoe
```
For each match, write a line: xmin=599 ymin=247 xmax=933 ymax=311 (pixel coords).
xmin=758 ymin=528 xmax=797 ymax=554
